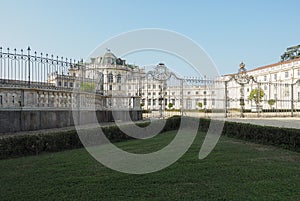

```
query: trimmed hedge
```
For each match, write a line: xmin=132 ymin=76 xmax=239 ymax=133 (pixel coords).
xmin=0 ymin=116 xmax=181 ymax=159
xmin=198 ymin=118 xmax=299 ymax=152
xmin=0 ymin=116 xmax=299 ymax=159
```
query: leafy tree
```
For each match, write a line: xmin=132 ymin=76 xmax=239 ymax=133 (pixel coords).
xmin=248 ymin=88 xmax=265 ymax=105
xmin=80 ymin=82 xmax=96 ymax=92
xmin=168 ymin=102 xmax=173 ymax=109
xmin=268 ymin=99 xmax=276 ymax=109
xmin=197 ymin=102 xmax=203 ymax=109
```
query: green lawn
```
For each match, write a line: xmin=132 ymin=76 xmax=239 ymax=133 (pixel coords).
xmin=0 ymin=131 xmax=299 ymax=201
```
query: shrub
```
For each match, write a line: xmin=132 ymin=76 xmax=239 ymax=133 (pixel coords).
xmin=1 ymin=116 xmax=299 ymax=159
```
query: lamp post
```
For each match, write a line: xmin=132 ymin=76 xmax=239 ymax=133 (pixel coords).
xmin=233 ymin=62 xmax=251 ymax=118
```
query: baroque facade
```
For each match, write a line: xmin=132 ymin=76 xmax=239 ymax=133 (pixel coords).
xmin=45 ymin=48 xmax=300 ymax=113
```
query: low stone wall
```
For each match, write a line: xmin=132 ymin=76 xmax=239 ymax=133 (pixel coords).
xmin=0 ymin=109 xmax=142 ymax=134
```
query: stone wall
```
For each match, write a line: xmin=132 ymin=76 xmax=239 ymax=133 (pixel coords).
xmin=0 ymin=87 xmax=142 ymax=134
xmin=0 ymin=109 xmax=142 ymax=134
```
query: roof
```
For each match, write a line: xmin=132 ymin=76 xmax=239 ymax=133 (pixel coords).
xmin=224 ymin=57 xmax=300 ymax=76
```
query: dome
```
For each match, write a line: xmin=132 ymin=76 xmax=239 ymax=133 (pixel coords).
xmin=100 ymin=48 xmax=117 ymax=65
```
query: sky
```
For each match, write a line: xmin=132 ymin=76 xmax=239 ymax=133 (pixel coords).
xmin=1 ymin=0 xmax=300 ymax=76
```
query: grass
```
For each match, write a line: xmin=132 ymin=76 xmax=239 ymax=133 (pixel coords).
xmin=0 ymin=130 xmax=299 ymax=201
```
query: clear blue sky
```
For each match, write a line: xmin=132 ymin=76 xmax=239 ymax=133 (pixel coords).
xmin=1 ymin=0 xmax=300 ymax=75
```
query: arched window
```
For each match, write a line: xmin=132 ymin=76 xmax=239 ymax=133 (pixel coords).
xmin=117 ymin=74 xmax=121 ymax=83
xmin=108 ymin=73 xmax=113 ymax=83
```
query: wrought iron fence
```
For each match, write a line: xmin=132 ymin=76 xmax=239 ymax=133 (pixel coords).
xmin=0 ymin=47 xmax=84 ymax=90
xmin=1 ymin=47 xmax=300 ymax=118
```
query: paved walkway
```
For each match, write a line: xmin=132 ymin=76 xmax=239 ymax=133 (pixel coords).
xmin=226 ymin=117 xmax=300 ymax=129
xmin=1 ymin=117 xmax=299 ymax=138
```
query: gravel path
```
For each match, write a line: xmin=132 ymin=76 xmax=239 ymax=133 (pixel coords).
xmin=226 ymin=117 xmax=300 ymax=129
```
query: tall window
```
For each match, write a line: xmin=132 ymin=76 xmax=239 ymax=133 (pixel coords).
xmin=117 ymin=74 xmax=121 ymax=83
xmin=285 ymin=71 xmax=289 ymax=78
xmin=274 ymin=73 xmax=277 ymax=81
xmin=108 ymin=73 xmax=113 ymax=83
xmin=264 ymin=75 xmax=267 ymax=81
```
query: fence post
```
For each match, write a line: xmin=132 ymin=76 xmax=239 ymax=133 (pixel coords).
xmin=291 ymin=83 xmax=294 ymax=117
xmin=180 ymin=79 xmax=183 ymax=116
xmin=27 ymin=47 xmax=31 ymax=87
xmin=225 ymin=81 xmax=228 ymax=118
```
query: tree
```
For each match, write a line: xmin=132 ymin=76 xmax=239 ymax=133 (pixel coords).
xmin=168 ymin=102 xmax=173 ymax=109
xmin=268 ymin=99 xmax=276 ymax=109
xmin=80 ymin=82 xmax=96 ymax=92
xmin=197 ymin=102 xmax=203 ymax=109
xmin=248 ymin=88 xmax=265 ymax=105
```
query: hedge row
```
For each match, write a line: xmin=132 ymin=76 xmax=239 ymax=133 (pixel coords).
xmin=0 ymin=116 xmax=181 ymax=159
xmin=198 ymin=118 xmax=299 ymax=152
xmin=0 ymin=116 xmax=299 ymax=159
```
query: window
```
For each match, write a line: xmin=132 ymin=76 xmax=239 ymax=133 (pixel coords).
xmin=171 ymin=99 xmax=175 ymax=105
xmin=147 ymin=84 xmax=151 ymax=89
xmin=264 ymin=75 xmax=267 ymax=81
xmin=148 ymin=99 xmax=151 ymax=105
xmin=153 ymin=85 xmax=156 ymax=89
xmin=298 ymin=69 xmax=300 ymax=76
xmin=203 ymin=91 xmax=207 ymax=95
xmin=64 ymin=82 xmax=68 ymax=87
xmin=148 ymin=92 xmax=151 ymax=95
xmin=247 ymin=88 xmax=249 ymax=92
xmin=118 ymin=85 xmax=121 ymax=91
xmin=108 ymin=73 xmax=113 ymax=83
xmin=117 ymin=74 xmax=121 ymax=83
xmin=69 ymin=82 xmax=73 ymax=88
xmin=212 ymin=98 xmax=215 ymax=106
xmin=285 ymin=71 xmax=289 ymax=78
xmin=153 ymin=92 xmax=156 ymax=95
xmin=264 ymin=85 xmax=268 ymax=91
xmin=203 ymin=98 xmax=207 ymax=106
xmin=153 ymin=99 xmax=156 ymax=106
xmin=274 ymin=74 xmax=277 ymax=80
xmin=195 ymin=91 xmax=199 ymax=95
xmin=109 ymin=85 xmax=112 ymax=90
xmin=274 ymin=94 xmax=277 ymax=100
xmin=0 ymin=95 xmax=2 ymax=105
xmin=73 ymin=73 xmax=76 ymax=77
xmin=172 ymin=92 xmax=175 ymax=95
xmin=58 ymin=81 xmax=62 ymax=86
xmin=298 ymin=92 xmax=300 ymax=102
xmin=187 ymin=91 xmax=191 ymax=95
